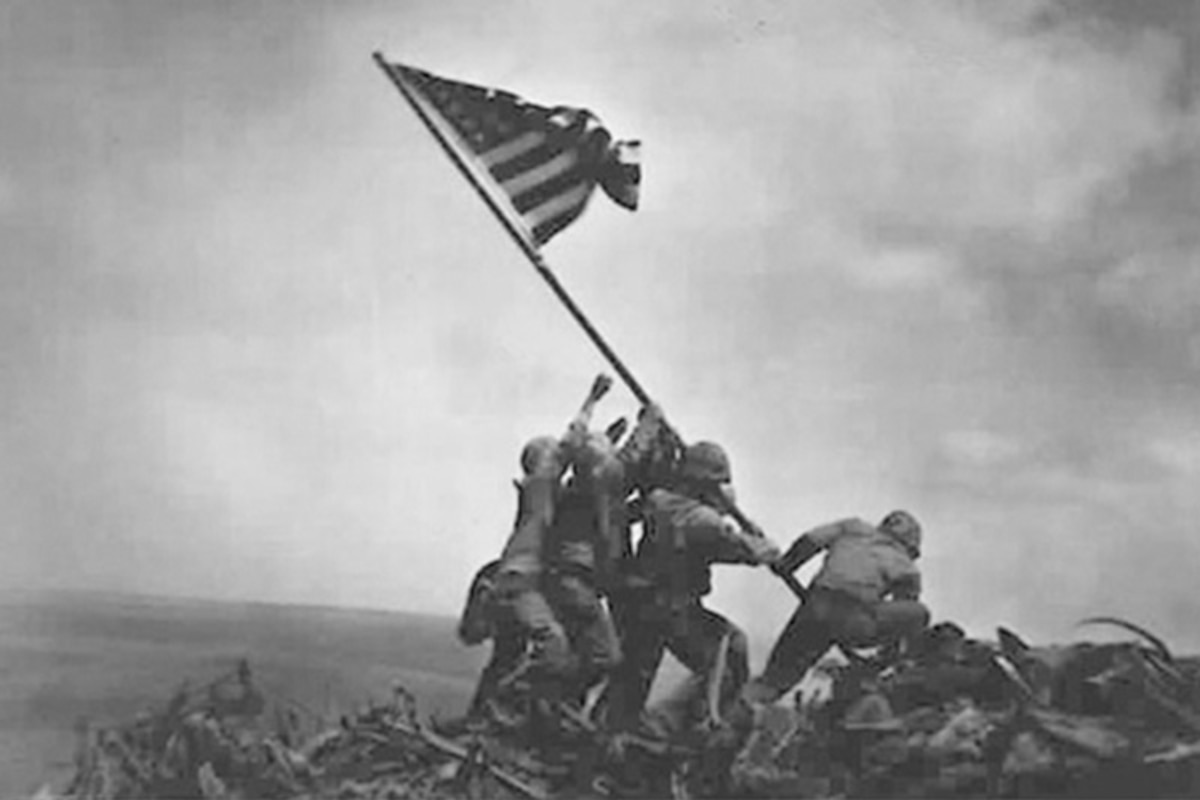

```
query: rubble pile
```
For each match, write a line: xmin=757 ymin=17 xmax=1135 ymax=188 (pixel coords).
xmin=49 ymin=620 xmax=1200 ymax=799
xmin=58 ymin=662 xmax=563 ymax=800
xmin=734 ymin=619 xmax=1200 ymax=798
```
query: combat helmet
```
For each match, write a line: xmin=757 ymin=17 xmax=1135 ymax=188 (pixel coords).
xmin=519 ymin=436 xmax=562 ymax=477
xmin=880 ymin=509 xmax=922 ymax=558
xmin=679 ymin=440 xmax=732 ymax=484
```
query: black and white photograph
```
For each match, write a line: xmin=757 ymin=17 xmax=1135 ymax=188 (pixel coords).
xmin=2 ymin=1 xmax=1199 ymax=797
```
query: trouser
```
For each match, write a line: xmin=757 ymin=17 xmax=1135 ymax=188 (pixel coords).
xmin=742 ymin=587 xmax=930 ymax=705
xmin=544 ymin=569 xmax=622 ymax=693
xmin=467 ymin=628 xmax=528 ymax=716
xmin=607 ymin=597 xmax=749 ymax=735
xmin=493 ymin=572 xmax=574 ymax=690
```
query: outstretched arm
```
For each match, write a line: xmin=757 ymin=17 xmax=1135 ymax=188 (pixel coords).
xmin=772 ymin=534 xmax=822 ymax=576
xmin=673 ymin=501 xmax=781 ymax=566
xmin=772 ymin=518 xmax=862 ymax=575
xmin=730 ymin=518 xmax=783 ymax=565
xmin=616 ymin=401 xmax=669 ymax=490
xmin=562 ymin=373 xmax=613 ymax=454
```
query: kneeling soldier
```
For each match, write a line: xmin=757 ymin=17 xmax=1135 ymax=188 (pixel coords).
xmin=742 ymin=510 xmax=931 ymax=706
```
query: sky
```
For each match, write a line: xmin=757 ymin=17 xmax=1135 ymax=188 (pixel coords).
xmin=2 ymin=0 xmax=1198 ymax=653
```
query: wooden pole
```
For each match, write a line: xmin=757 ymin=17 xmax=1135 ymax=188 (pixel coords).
xmin=372 ymin=53 xmax=652 ymax=404
xmin=373 ymin=53 xmax=807 ymax=603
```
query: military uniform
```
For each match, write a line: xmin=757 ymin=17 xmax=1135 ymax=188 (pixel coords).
xmin=541 ymin=478 xmax=623 ymax=693
xmin=491 ymin=437 xmax=576 ymax=689
xmin=743 ymin=513 xmax=931 ymax=705
xmin=480 ymin=377 xmax=661 ymax=708
xmin=457 ymin=560 xmax=530 ymax=717
xmin=538 ymin=403 xmax=670 ymax=694
xmin=608 ymin=485 xmax=779 ymax=734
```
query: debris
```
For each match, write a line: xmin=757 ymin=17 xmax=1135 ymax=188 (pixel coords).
xmin=841 ymin=692 xmax=901 ymax=733
xmin=1028 ymin=708 xmax=1129 ymax=760
xmin=1146 ymin=738 xmax=1200 ymax=764
xmin=926 ymin=702 xmax=992 ymax=759
xmin=1003 ymin=730 xmax=1058 ymax=776
xmin=1078 ymin=616 xmax=1175 ymax=662
xmin=38 ymin=618 xmax=1200 ymax=799
xmin=386 ymin=716 xmax=548 ymax=799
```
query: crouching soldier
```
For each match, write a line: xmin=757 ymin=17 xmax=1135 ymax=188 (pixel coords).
xmin=483 ymin=374 xmax=625 ymax=719
xmin=488 ymin=434 xmax=574 ymax=705
xmin=607 ymin=441 xmax=780 ymax=740
xmin=457 ymin=560 xmax=530 ymax=719
xmin=741 ymin=510 xmax=931 ymax=707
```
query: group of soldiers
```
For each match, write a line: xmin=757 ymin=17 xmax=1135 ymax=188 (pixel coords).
xmin=455 ymin=373 xmax=931 ymax=755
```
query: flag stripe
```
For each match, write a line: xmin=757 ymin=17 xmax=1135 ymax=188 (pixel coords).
xmin=500 ymin=150 xmax=578 ymax=198
xmin=488 ymin=140 xmax=562 ymax=184
xmin=532 ymin=214 xmax=579 ymax=245
xmin=525 ymin=183 xmax=592 ymax=231
xmin=511 ymin=167 xmax=590 ymax=215
xmin=479 ymin=131 xmax=546 ymax=169
xmin=531 ymin=201 xmax=592 ymax=244
xmin=385 ymin=59 xmax=638 ymax=248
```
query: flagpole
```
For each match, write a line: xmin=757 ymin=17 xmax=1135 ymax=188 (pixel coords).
xmin=373 ymin=53 xmax=807 ymax=603
xmin=372 ymin=53 xmax=652 ymax=406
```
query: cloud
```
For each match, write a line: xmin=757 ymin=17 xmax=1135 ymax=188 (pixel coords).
xmin=615 ymin=0 xmax=1197 ymax=398
xmin=1147 ymin=435 xmax=1200 ymax=476
xmin=942 ymin=429 xmax=1025 ymax=468
xmin=0 ymin=170 xmax=14 ymax=215
xmin=1095 ymin=251 xmax=1200 ymax=331
xmin=774 ymin=2 xmax=1182 ymax=240
xmin=915 ymin=423 xmax=1200 ymax=648
xmin=497 ymin=0 xmax=1185 ymax=263
xmin=154 ymin=392 xmax=297 ymax=522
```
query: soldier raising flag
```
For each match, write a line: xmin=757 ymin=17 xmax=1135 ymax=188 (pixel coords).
xmin=372 ymin=56 xmax=803 ymax=601
xmin=374 ymin=55 xmax=811 ymax=773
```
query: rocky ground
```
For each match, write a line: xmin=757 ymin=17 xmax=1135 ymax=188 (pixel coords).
xmin=42 ymin=618 xmax=1200 ymax=799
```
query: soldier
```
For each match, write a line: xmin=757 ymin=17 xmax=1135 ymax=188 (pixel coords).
xmin=606 ymin=440 xmax=781 ymax=739
xmin=740 ymin=510 xmax=931 ymax=707
xmin=457 ymin=559 xmax=529 ymax=719
xmin=541 ymin=382 xmax=680 ymax=708
xmin=540 ymin=395 xmax=627 ymax=701
xmin=484 ymin=374 xmax=630 ymax=716
xmin=487 ymin=444 xmax=582 ymax=713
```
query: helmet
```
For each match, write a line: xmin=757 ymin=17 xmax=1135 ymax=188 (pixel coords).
xmin=879 ymin=510 xmax=922 ymax=558
xmin=679 ymin=441 xmax=732 ymax=484
xmin=458 ymin=560 xmax=500 ymax=646
xmin=519 ymin=436 xmax=562 ymax=477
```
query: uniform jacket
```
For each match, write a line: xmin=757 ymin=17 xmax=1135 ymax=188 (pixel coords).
xmin=806 ymin=518 xmax=922 ymax=606
xmin=634 ymin=488 xmax=776 ymax=601
xmin=497 ymin=471 xmax=559 ymax=577
xmin=542 ymin=408 xmax=665 ymax=576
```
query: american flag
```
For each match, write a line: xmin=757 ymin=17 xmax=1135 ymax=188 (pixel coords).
xmin=378 ymin=60 xmax=640 ymax=248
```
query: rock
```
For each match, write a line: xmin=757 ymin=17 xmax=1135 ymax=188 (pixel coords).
xmin=926 ymin=703 xmax=992 ymax=760
xmin=1003 ymin=730 xmax=1058 ymax=776
xmin=1028 ymin=709 xmax=1129 ymax=760
xmin=842 ymin=692 xmax=902 ymax=733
